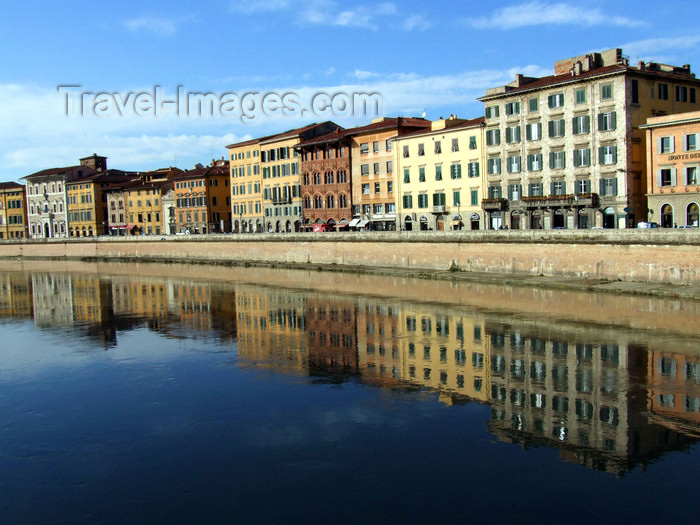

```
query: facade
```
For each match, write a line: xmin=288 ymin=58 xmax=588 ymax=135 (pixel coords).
xmin=395 ymin=116 xmax=486 ymax=231
xmin=297 ymin=128 xmax=352 ymax=229
xmin=124 ymin=180 xmax=173 ymax=235
xmin=260 ymin=122 xmax=339 ymax=233
xmin=23 ymin=154 xmax=106 ymax=239
xmin=173 ymin=161 xmax=231 ymax=234
xmin=350 ymin=117 xmax=431 ymax=231
xmin=641 ymin=110 xmax=700 ymax=227
xmin=478 ymin=48 xmax=700 ymax=229
xmin=67 ymin=171 xmax=137 ymax=237
xmin=161 ymin=187 xmax=177 ymax=235
xmin=228 ymin=138 xmax=263 ymax=233
xmin=0 ymin=182 xmax=28 ymax=239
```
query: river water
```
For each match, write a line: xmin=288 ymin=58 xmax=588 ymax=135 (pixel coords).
xmin=0 ymin=261 xmax=699 ymax=524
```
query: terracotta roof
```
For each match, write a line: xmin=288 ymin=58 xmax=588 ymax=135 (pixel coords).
xmin=394 ymin=116 xmax=485 ymax=140
xmin=173 ymin=164 xmax=230 ymax=181
xmin=479 ymin=64 xmax=700 ymax=100
xmin=258 ymin=121 xmax=339 ymax=145
xmin=345 ymin=117 xmax=431 ymax=137
xmin=65 ymin=170 xmax=139 ymax=185
xmin=298 ymin=127 xmax=349 ymax=147
xmin=0 ymin=182 xmax=24 ymax=190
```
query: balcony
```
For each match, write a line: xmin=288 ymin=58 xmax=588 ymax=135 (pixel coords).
xmin=271 ymin=195 xmax=291 ymax=205
xmin=431 ymin=205 xmax=446 ymax=214
xmin=573 ymin=193 xmax=600 ymax=207
xmin=481 ymin=198 xmax=508 ymax=211
xmin=521 ymin=195 xmax=575 ymax=207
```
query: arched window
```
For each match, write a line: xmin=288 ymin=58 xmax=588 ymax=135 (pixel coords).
xmin=327 ymin=195 xmax=335 ymax=208
xmin=303 ymin=173 xmax=310 ymax=185
xmin=688 ymin=202 xmax=699 ymax=227
xmin=314 ymin=195 xmax=323 ymax=208
xmin=661 ymin=203 xmax=674 ymax=228
xmin=339 ymin=194 xmax=348 ymax=208
xmin=303 ymin=196 xmax=311 ymax=209
xmin=313 ymin=172 xmax=321 ymax=185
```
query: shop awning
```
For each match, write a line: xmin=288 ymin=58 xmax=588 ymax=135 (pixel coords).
xmin=348 ymin=218 xmax=361 ymax=227
xmin=357 ymin=220 xmax=369 ymax=228
xmin=125 ymin=224 xmax=136 ymax=230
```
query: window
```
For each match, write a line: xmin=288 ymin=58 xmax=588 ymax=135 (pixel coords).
xmin=574 ymin=179 xmax=591 ymax=194
xmin=548 ymin=119 xmax=565 ymax=138
xmin=526 ymin=122 xmax=542 ymax=141
xmin=548 ymin=93 xmax=564 ymax=108
xmin=505 ymin=101 xmax=520 ymax=115
xmin=507 ymin=155 xmax=522 ymax=173
xmin=386 ymin=160 xmax=393 ymax=173
xmin=508 ymin=184 xmax=522 ymax=201
xmin=453 ymin=190 xmax=461 ymax=206
xmin=488 ymin=186 xmax=502 ymax=199
xmin=527 ymin=153 xmax=543 ymax=171
xmin=362 ymin=183 xmax=370 ymax=195
xmin=469 ymin=136 xmax=477 ymax=150
xmin=632 ymin=79 xmax=639 ymax=104
xmin=528 ymin=182 xmax=543 ymax=197
xmin=676 ymin=86 xmax=689 ymax=102
xmin=418 ymin=143 xmax=425 ymax=156
xmin=683 ymin=133 xmax=699 ymax=152
xmin=657 ymin=168 xmax=675 ymax=187
xmin=575 ymin=88 xmax=586 ymax=104
xmin=573 ymin=148 xmax=591 ymax=167
xmin=374 ymin=182 xmax=380 ymax=193
xmin=599 ymin=145 xmax=617 ymax=165
xmin=417 ymin=194 xmax=428 ymax=208
xmin=450 ymin=164 xmax=462 ymax=179
xmin=468 ymin=162 xmax=479 ymax=178
xmin=487 ymin=158 xmax=501 ymax=175
xmin=373 ymin=203 xmax=382 ymax=214
xmin=387 ymin=181 xmax=393 ymax=193
xmin=600 ymin=177 xmax=618 ymax=196
xmin=550 ymin=150 xmax=566 ymax=169
xmin=435 ymin=165 xmax=442 ymax=181
xmin=572 ymin=115 xmax=590 ymax=134
xmin=551 ymin=181 xmax=566 ymax=195
xmin=419 ymin=167 xmax=426 ymax=182
xmin=360 ymin=143 xmax=369 ymax=154
xmin=403 ymin=145 xmax=409 ymax=158
xmin=485 ymin=105 xmax=499 ymax=118
xmin=403 ymin=194 xmax=413 ymax=208
xmin=598 ymin=111 xmax=616 ymax=131
xmin=434 ymin=141 xmax=441 ymax=154
xmin=471 ymin=189 xmax=478 ymax=206
xmin=658 ymin=83 xmax=669 ymax=100
xmin=685 ymin=166 xmax=698 ymax=185
xmin=528 ymin=97 xmax=538 ymax=112
xmin=601 ymin=83 xmax=613 ymax=100
xmin=386 ymin=139 xmax=392 ymax=151
xmin=373 ymin=141 xmax=379 ymax=153
xmin=432 ymin=193 xmax=446 ymax=206
xmin=373 ymin=162 xmax=380 ymax=175
xmin=506 ymin=125 xmax=521 ymax=143
xmin=403 ymin=169 xmax=410 ymax=183
xmin=658 ymin=136 xmax=674 ymax=154
xmin=486 ymin=129 xmax=500 ymax=146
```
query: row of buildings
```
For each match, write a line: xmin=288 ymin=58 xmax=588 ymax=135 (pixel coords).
xmin=2 ymin=47 xmax=700 ymax=239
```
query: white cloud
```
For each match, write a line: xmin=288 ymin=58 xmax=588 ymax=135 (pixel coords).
xmin=620 ymin=35 xmax=700 ymax=62
xmin=229 ymin=0 xmax=290 ymax=13
xmin=463 ymin=2 xmax=645 ymax=29
xmin=402 ymin=14 xmax=431 ymax=32
xmin=123 ymin=16 xmax=182 ymax=36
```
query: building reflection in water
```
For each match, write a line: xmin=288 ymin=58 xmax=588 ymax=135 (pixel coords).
xmin=0 ymin=268 xmax=698 ymax=475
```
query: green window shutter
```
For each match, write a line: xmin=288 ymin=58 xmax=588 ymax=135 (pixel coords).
xmin=611 ymin=112 xmax=617 ymax=130
xmin=612 ymin=178 xmax=618 ymax=196
xmin=548 ymin=121 xmax=554 ymax=137
xmin=572 ymin=117 xmax=579 ymax=134
xmin=598 ymin=147 xmax=605 ymax=164
xmin=508 ymin=185 xmax=513 ymax=200
xmin=506 ymin=127 xmax=512 ymax=143
xmin=526 ymin=125 xmax=532 ymax=141
xmin=598 ymin=113 xmax=604 ymax=132
xmin=561 ymin=181 xmax=567 ymax=194
xmin=612 ymin=146 xmax=617 ymax=164
xmin=550 ymin=182 xmax=555 ymax=195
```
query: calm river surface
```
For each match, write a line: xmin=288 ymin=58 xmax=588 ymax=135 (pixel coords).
xmin=0 ymin=261 xmax=699 ymax=524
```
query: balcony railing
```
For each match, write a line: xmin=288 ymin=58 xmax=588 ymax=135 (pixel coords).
xmin=431 ymin=205 xmax=446 ymax=214
xmin=481 ymin=198 xmax=508 ymax=211
xmin=521 ymin=194 xmax=575 ymax=207
xmin=271 ymin=195 xmax=291 ymax=205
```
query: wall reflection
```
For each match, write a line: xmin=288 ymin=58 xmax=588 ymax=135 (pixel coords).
xmin=0 ymin=268 xmax=698 ymax=475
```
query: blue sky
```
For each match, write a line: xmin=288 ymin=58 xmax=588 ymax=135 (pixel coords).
xmin=1 ymin=0 xmax=699 ymax=181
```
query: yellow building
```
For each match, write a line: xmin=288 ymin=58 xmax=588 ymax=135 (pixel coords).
xmin=67 ymin=171 xmax=137 ymax=237
xmin=124 ymin=180 xmax=173 ymax=235
xmin=228 ymin=138 xmax=263 ymax=233
xmin=0 ymin=182 xmax=27 ymax=239
xmin=349 ymin=117 xmax=430 ymax=231
xmin=394 ymin=116 xmax=486 ymax=231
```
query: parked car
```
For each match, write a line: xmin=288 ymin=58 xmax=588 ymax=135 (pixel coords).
xmin=636 ymin=222 xmax=660 ymax=229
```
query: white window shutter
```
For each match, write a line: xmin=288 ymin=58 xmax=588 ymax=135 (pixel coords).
xmin=656 ymin=170 xmax=662 ymax=188
xmin=683 ymin=168 xmax=689 ymax=186
xmin=670 ymin=136 xmax=675 ymax=153
xmin=671 ymin=169 xmax=677 ymax=186
xmin=657 ymin=137 xmax=662 ymax=154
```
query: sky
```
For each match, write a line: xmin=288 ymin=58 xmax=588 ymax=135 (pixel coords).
xmin=1 ymin=0 xmax=699 ymax=182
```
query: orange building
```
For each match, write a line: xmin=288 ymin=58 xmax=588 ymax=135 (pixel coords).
xmin=641 ymin=110 xmax=700 ymax=227
xmin=173 ymin=160 xmax=231 ymax=234
xmin=0 ymin=182 xmax=28 ymax=239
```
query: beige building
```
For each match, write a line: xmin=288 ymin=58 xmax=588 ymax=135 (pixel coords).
xmin=394 ymin=116 xmax=486 ymax=231
xmin=0 ymin=182 xmax=27 ymax=239
xmin=479 ymin=48 xmax=700 ymax=229
xmin=641 ymin=110 xmax=700 ymax=227
xmin=228 ymin=137 xmax=263 ymax=233
xmin=349 ymin=117 xmax=430 ymax=231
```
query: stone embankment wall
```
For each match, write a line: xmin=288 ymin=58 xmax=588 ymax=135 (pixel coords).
xmin=1 ymin=230 xmax=699 ymax=285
